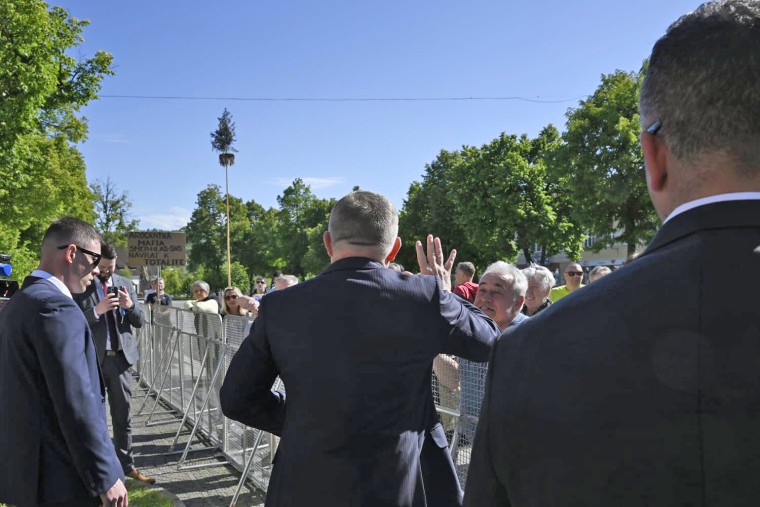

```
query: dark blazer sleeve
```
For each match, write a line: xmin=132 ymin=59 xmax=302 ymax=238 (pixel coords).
xmin=220 ymin=297 xmax=285 ymax=435
xmin=35 ymin=297 xmax=123 ymax=496
xmin=463 ymin=336 xmax=511 ymax=507
xmin=437 ymin=285 xmax=500 ymax=362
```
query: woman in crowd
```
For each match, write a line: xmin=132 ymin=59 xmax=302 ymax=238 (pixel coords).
xmin=221 ymin=286 xmax=248 ymax=316
xmin=521 ymin=264 xmax=555 ymax=316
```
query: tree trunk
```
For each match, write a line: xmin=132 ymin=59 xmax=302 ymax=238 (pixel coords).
xmin=627 ymin=242 xmax=637 ymax=257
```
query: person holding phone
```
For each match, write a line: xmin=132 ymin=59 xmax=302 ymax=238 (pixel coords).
xmin=74 ymin=242 xmax=153 ymax=485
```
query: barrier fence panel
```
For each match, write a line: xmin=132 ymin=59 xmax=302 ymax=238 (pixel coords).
xmin=131 ymin=304 xmax=490 ymax=499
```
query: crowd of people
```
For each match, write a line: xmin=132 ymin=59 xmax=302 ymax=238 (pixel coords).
xmin=1 ymin=1 xmax=759 ymax=506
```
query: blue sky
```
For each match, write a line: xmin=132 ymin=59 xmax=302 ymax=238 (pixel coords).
xmin=56 ymin=0 xmax=703 ymax=230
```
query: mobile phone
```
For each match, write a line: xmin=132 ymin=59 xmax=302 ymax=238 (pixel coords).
xmin=110 ymin=286 xmax=120 ymax=297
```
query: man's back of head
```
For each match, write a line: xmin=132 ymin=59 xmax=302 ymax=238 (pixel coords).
xmin=640 ymin=0 xmax=760 ymax=217
xmin=455 ymin=261 xmax=476 ymax=284
xmin=326 ymin=191 xmax=399 ymax=262
xmin=41 ymin=217 xmax=101 ymax=259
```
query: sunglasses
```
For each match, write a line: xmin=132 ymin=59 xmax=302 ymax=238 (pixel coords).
xmin=58 ymin=244 xmax=102 ymax=266
xmin=225 ymin=294 xmax=238 ymax=300
xmin=566 ymin=271 xmax=584 ymax=277
xmin=256 ymin=281 xmax=266 ymax=284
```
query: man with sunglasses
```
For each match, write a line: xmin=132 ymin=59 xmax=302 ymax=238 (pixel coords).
xmin=0 ymin=218 xmax=128 ymax=507
xmin=548 ymin=262 xmax=585 ymax=302
xmin=75 ymin=242 xmax=152 ymax=485
xmin=465 ymin=1 xmax=760 ymax=505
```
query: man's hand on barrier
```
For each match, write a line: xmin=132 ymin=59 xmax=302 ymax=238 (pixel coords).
xmin=415 ymin=234 xmax=456 ymax=292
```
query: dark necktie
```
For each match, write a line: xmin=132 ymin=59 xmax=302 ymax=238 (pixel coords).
xmin=103 ymin=280 xmax=120 ymax=351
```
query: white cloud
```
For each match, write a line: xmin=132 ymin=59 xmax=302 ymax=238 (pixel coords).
xmin=270 ymin=176 xmax=344 ymax=190
xmin=137 ymin=207 xmax=191 ymax=231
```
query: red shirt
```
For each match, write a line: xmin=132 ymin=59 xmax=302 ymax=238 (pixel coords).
xmin=453 ymin=281 xmax=479 ymax=303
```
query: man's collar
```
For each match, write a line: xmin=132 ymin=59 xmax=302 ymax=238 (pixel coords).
xmin=30 ymin=269 xmax=72 ymax=299
xmin=322 ymin=256 xmax=385 ymax=274
xmin=664 ymin=192 xmax=760 ymax=223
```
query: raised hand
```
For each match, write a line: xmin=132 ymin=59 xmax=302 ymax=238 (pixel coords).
xmin=415 ymin=234 xmax=457 ymax=292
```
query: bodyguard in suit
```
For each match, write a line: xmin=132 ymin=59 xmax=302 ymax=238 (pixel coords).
xmin=0 ymin=218 xmax=127 ymax=506
xmin=464 ymin=1 xmax=760 ymax=505
xmin=74 ymin=242 xmax=153 ymax=485
xmin=221 ymin=191 xmax=500 ymax=507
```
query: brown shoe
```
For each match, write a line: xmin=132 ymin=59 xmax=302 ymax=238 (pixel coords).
xmin=127 ymin=469 xmax=156 ymax=485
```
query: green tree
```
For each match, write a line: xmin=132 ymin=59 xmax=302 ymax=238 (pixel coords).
xmin=237 ymin=201 xmax=282 ymax=291
xmin=91 ymin=176 xmax=140 ymax=247
xmin=275 ymin=179 xmax=333 ymax=276
xmin=557 ymin=68 xmax=658 ymax=256
xmin=161 ymin=266 xmax=188 ymax=297
xmin=398 ymin=150 xmax=480 ymax=270
xmin=210 ymin=108 xmax=237 ymax=287
xmin=185 ymin=185 xmax=227 ymax=288
xmin=229 ymin=261 xmax=249 ymax=291
xmin=0 ymin=0 xmax=112 ymax=274
xmin=185 ymin=184 xmax=250 ymax=290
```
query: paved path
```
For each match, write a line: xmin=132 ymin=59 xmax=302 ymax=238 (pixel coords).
xmin=123 ymin=377 xmax=267 ymax=507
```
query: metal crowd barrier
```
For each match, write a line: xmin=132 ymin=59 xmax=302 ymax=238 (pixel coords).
xmin=133 ymin=303 xmax=490 ymax=503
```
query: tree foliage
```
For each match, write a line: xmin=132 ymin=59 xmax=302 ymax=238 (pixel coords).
xmin=183 ymin=179 xmax=335 ymax=292
xmin=91 ymin=176 xmax=139 ymax=247
xmin=557 ymin=68 xmax=658 ymax=256
xmin=0 ymin=0 xmax=112 ymax=275
xmin=398 ymin=127 xmax=585 ymax=271
xmin=210 ymin=108 xmax=237 ymax=156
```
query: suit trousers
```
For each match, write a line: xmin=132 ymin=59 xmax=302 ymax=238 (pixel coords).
xmin=102 ymin=351 xmax=134 ymax=473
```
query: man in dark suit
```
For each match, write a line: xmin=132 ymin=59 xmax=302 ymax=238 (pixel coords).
xmin=464 ymin=1 xmax=760 ymax=505
xmin=221 ymin=191 xmax=500 ymax=506
xmin=74 ymin=242 xmax=153 ymax=485
xmin=0 ymin=218 xmax=128 ymax=507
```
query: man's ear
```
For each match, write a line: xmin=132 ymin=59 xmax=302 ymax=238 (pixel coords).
xmin=515 ymin=294 xmax=525 ymax=313
xmin=641 ymin=131 xmax=668 ymax=192
xmin=386 ymin=237 xmax=402 ymax=262
xmin=323 ymin=231 xmax=334 ymax=258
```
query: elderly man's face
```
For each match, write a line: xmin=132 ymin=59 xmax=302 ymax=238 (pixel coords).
xmin=524 ymin=277 xmax=551 ymax=315
xmin=563 ymin=263 xmax=584 ymax=289
xmin=474 ymin=273 xmax=521 ymax=331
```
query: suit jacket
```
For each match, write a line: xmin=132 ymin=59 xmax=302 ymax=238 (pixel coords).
xmin=464 ymin=199 xmax=760 ymax=506
xmin=0 ymin=277 xmax=123 ymax=505
xmin=74 ymin=274 xmax=144 ymax=366
xmin=221 ymin=257 xmax=500 ymax=507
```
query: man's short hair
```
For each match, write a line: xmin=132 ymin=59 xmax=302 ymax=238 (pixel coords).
xmin=328 ymin=191 xmax=398 ymax=256
xmin=456 ymin=262 xmax=476 ymax=279
xmin=100 ymin=242 xmax=117 ymax=260
xmin=640 ymin=0 xmax=760 ymax=174
xmin=42 ymin=217 xmax=100 ymax=253
xmin=521 ymin=264 xmax=555 ymax=292
xmin=275 ymin=274 xmax=299 ymax=287
xmin=482 ymin=261 xmax=528 ymax=301
xmin=589 ymin=266 xmax=613 ymax=281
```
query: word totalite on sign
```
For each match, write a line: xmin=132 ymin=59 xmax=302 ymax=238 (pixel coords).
xmin=127 ymin=231 xmax=187 ymax=267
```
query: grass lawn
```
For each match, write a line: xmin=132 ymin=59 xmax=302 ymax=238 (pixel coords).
xmin=126 ymin=478 xmax=174 ymax=507
xmin=2 ymin=479 xmax=173 ymax=507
